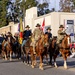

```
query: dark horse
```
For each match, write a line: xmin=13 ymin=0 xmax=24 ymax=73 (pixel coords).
xmin=30 ymin=34 xmax=49 ymax=70
xmin=13 ymin=39 xmax=21 ymax=59
xmin=21 ymin=38 xmax=31 ymax=65
xmin=48 ymin=35 xmax=71 ymax=69
xmin=48 ymin=37 xmax=59 ymax=67
xmin=2 ymin=35 xmax=15 ymax=60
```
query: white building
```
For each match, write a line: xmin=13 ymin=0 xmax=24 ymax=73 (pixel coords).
xmin=25 ymin=7 xmax=75 ymax=37
xmin=0 ymin=7 xmax=75 ymax=41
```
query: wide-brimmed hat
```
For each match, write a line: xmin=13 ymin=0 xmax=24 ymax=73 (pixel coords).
xmin=59 ymin=25 xmax=64 ymax=28
xmin=47 ymin=27 xmax=51 ymax=30
xmin=36 ymin=23 xmax=41 ymax=27
xmin=7 ymin=32 xmax=12 ymax=36
xmin=25 ymin=25 xmax=30 ymax=28
xmin=53 ymin=36 xmax=57 ymax=39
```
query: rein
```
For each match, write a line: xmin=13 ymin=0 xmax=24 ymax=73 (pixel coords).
xmin=60 ymin=47 xmax=70 ymax=50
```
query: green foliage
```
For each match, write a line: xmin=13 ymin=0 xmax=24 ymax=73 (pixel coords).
xmin=13 ymin=0 xmax=38 ymax=21
xmin=37 ymin=2 xmax=50 ymax=16
xmin=0 ymin=0 xmax=9 ymax=27
xmin=73 ymin=0 xmax=75 ymax=6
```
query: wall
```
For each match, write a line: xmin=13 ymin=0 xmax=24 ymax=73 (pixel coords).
xmin=1 ymin=7 xmax=75 ymax=37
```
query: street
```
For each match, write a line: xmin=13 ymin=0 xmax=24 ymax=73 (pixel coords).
xmin=0 ymin=57 xmax=75 ymax=75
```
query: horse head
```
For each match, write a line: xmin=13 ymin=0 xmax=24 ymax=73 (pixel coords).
xmin=62 ymin=34 xmax=71 ymax=48
xmin=8 ymin=35 xmax=15 ymax=44
xmin=40 ymin=34 xmax=49 ymax=47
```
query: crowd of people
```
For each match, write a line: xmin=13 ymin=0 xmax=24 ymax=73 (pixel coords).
xmin=0 ymin=23 xmax=75 ymax=58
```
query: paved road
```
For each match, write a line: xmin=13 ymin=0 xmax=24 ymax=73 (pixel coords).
xmin=0 ymin=57 xmax=75 ymax=75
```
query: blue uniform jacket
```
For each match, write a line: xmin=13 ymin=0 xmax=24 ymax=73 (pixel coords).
xmin=23 ymin=30 xmax=31 ymax=40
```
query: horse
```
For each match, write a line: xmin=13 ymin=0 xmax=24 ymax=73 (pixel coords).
xmin=59 ymin=34 xmax=71 ymax=69
xmin=2 ymin=35 xmax=15 ymax=60
xmin=48 ymin=37 xmax=59 ymax=67
xmin=13 ymin=38 xmax=21 ymax=59
xmin=21 ymin=38 xmax=32 ymax=65
xmin=30 ymin=34 xmax=49 ymax=70
xmin=48 ymin=34 xmax=71 ymax=69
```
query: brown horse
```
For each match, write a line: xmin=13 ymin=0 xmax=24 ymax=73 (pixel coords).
xmin=49 ymin=35 xmax=71 ymax=69
xmin=60 ymin=34 xmax=71 ymax=69
xmin=30 ymin=34 xmax=49 ymax=70
xmin=2 ymin=35 xmax=15 ymax=60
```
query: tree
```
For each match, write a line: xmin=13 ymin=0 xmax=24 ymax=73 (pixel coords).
xmin=59 ymin=0 xmax=74 ymax=12
xmin=7 ymin=0 xmax=38 ymax=23
xmin=0 ymin=0 xmax=9 ymax=27
xmin=37 ymin=2 xmax=50 ymax=16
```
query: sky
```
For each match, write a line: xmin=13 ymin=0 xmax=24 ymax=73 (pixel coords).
xmin=36 ymin=0 xmax=60 ymax=11
xmin=9 ymin=0 xmax=60 ymax=11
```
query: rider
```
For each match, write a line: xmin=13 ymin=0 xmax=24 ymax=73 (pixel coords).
xmin=32 ymin=23 xmax=44 ymax=54
xmin=14 ymin=32 xmax=19 ymax=46
xmin=45 ymin=27 xmax=52 ymax=43
xmin=57 ymin=25 xmax=66 ymax=45
xmin=21 ymin=25 xmax=32 ymax=51
xmin=3 ymin=32 xmax=12 ymax=50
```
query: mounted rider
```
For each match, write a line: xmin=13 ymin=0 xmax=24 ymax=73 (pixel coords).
xmin=14 ymin=32 xmax=19 ymax=46
xmin=45 ymin=27 xmax=52 ymax=43
xmin=3 ymin=32 xmax=12 ymax=50
xmin=21 ymin=25 xmax=32 ymax=51
xmin=32 ymin=23 xmax=44 ymax=54
xmin=57 ymin=25 xmax=66 ymax=46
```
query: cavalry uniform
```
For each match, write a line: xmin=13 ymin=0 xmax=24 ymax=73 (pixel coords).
xmin=57 ymin=25 xmax=66 ymax=44
xmin=32 ymin=24 xmax=44 ymax=54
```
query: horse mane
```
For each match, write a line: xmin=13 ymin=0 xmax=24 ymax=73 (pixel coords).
xmin=61 ymin=35 xmax=70 ymax=49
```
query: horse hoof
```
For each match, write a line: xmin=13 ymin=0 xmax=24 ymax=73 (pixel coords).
xmin=10 ymin=59 xmax=12 ymax=61
xmin=25 ymin=63 xmax=27 ymax=65
xmin=27 ymin=64 xmax=29 ymax=66
xmin=55 ymin=66 xmax=58 ymax=68
xmin=5 ymin=58 xmax=8 ymax=60
xmin=64 ymin=66 xmax=68 ymax=69
xmin=31 ymin=65 xmax=34 ymax=68
xmin=39 ymin=67 xmax=44 ymax=70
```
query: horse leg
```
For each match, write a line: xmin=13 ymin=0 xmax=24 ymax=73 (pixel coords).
xmin=31 ymin=54 xmax=35 ymax=68
xmin=63 ymin=54 xmax=67 ymax=69
xmin=53 ymin=55 xmax=58 ymax=68
xmin=39 ymin=55 xmax=44 ymax=70
xmin=25 ymin=54 xmax=29 ymax=66
xmin=4 ymin=49 xmax=8 ymax=60
xmin=49 ymin=52 xmax=53 ymax=65
xmin=27 ymin=55 xmax=30 ymax=65
xmin=10 ymin=51 xmax=12 ymax=61
xmin=21 ymin=47 xmax=25 ymax=63
xmin=4 ymin=52 xmax=7 ymax=60
xmin=45 ymin=54 xmax=48 ymax=64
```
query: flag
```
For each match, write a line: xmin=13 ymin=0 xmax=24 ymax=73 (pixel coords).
xmin=20 ymin=18 xmax=23 ymax=32
xmin=41 ymin=18 xmax=45 ymax=31
xmin=19 ymin=18 xmax=24 ymax=44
